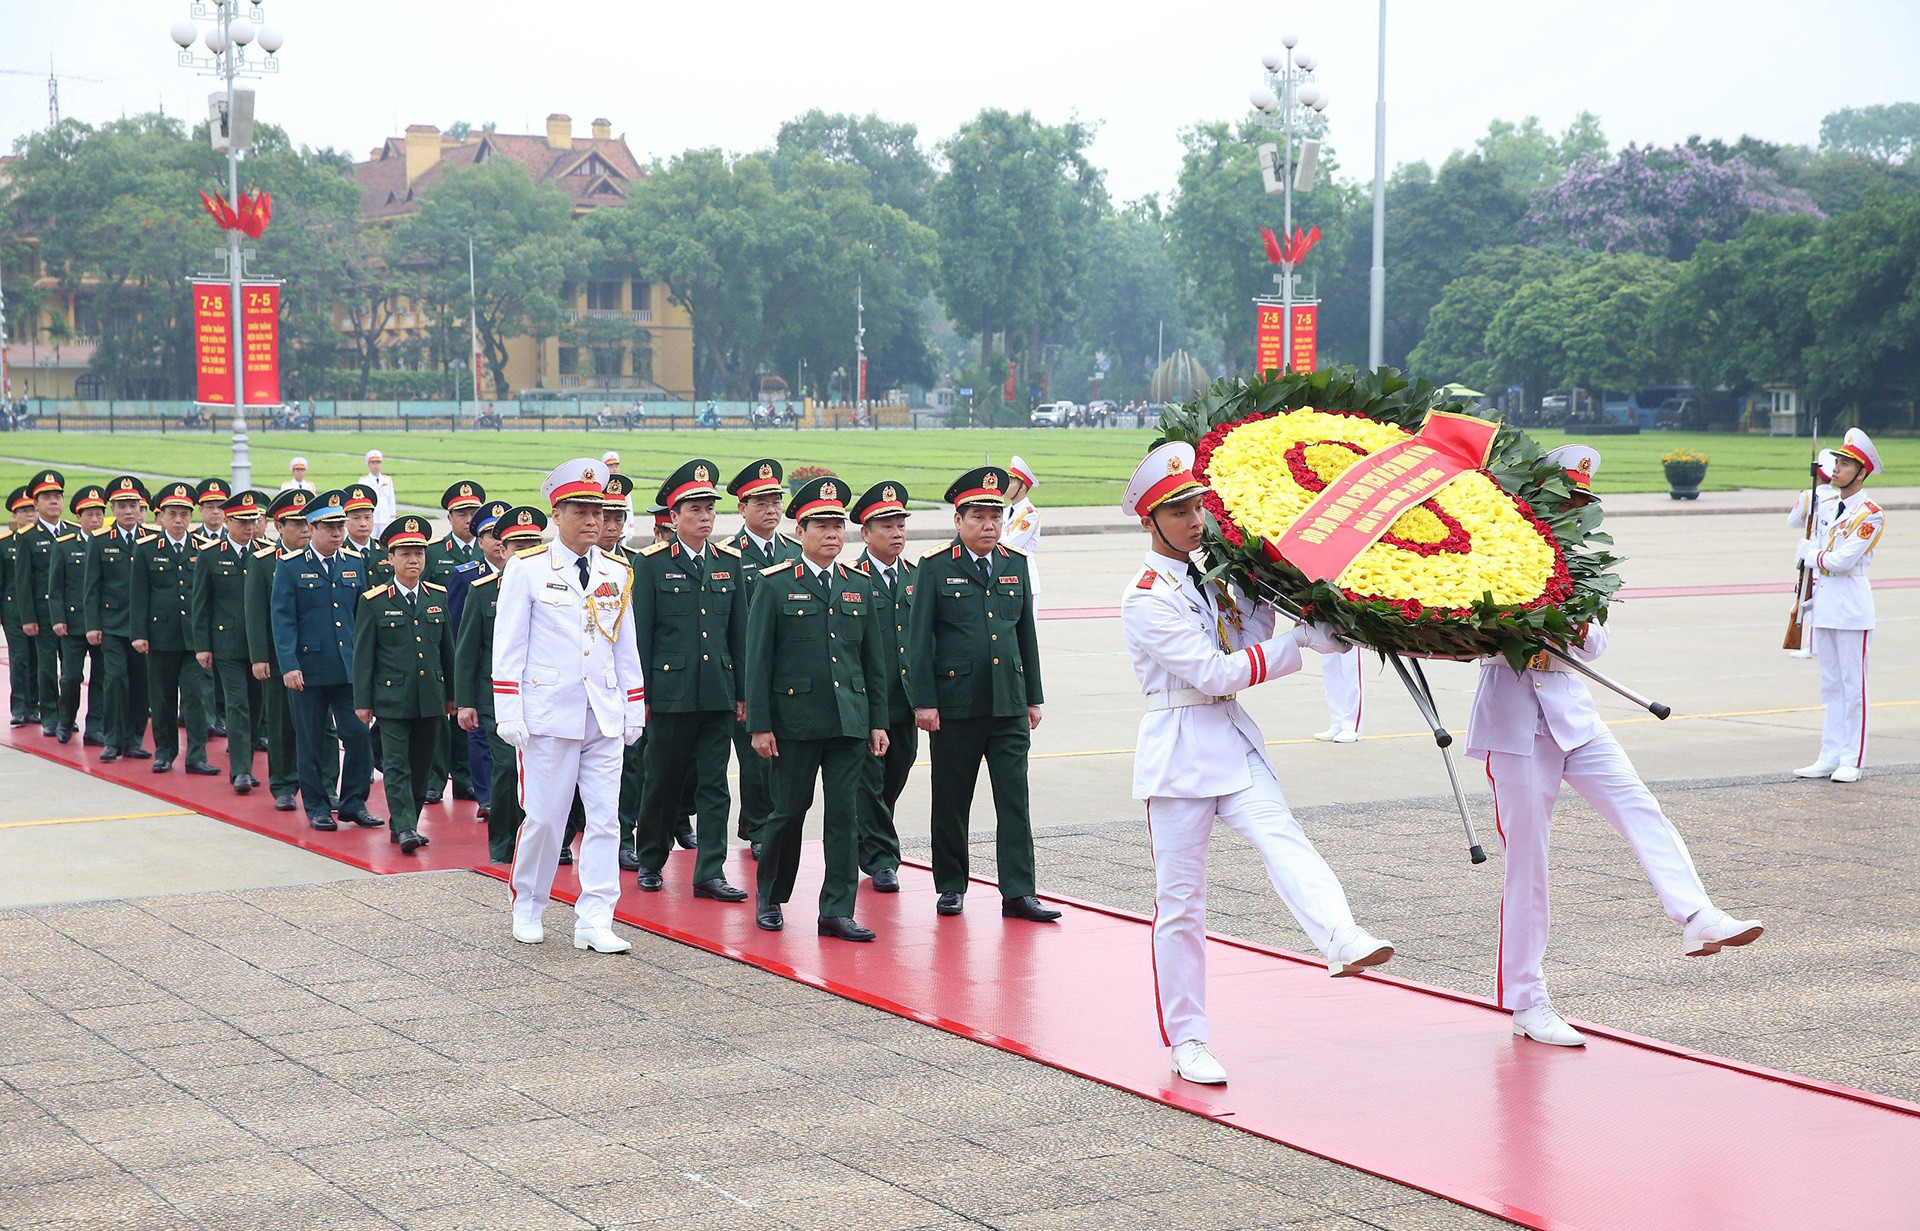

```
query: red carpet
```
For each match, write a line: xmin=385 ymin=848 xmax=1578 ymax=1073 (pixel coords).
xmin=10 ymin=703 xmax=1920 ymax=1229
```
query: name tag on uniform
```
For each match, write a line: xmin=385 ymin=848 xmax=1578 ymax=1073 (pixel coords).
xmin=341 ymin=570 xmax=357 ymax=580
xmin=545 ymin=581 xmax=568 ymax=591
xmin=664 ymin=572 xmax=686 ymax=579
xmin=710 ymin=571 xmax=729 ymax=581
xmin=841 ymin=592 xmax=861 ymax=603
xmin=945 ymin=576 xmax=967 ymax=584
xmin=999 ymin=576 xmax=1019 ymax=585
xmin=787 ymin=592 xmax=811 ymax=601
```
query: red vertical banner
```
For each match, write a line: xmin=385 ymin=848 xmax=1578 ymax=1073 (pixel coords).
xmin=192 ymin=280 xmax=234 ymax=406
xmin=1003 ymin=360 xmax=1017 ymax=401
xmin=1290 ymin=303 xmax=1319 ymax=373
xmin=1255 ymin=302 xmax=1285 ymax=375
xmin=241 ymin=282 xmax=281 ymax=407
xmin=858 ymin=355 xmax=868 ymax=404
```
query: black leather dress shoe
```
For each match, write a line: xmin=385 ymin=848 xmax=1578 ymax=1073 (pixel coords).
xmin=41 ymin=725 xmax=57 ymax=737
xmin=99 ymin=746 xmax=121 ymax=763
xmin=749 ymin=841 xmax=763 ymax=861
xmin=557 ymin=844 xmax=573 ymax=866
xmin=55 ymin=723 xmax=73 ymax=744
xmin=452 ymin=786 xmax=478 ymax=801
xmin=83 ymin=733 xmax=106 ymax=747
xmin=1002 ymin=895 xmax=1063 ymax=922
xmin=735 ymin=821 xmax=751 ymax=842
xmin=398 ymin=830 xmax=428 ymax=854
xmin=476 ymin=805 xmax=490 ymax=821
xmin=209 ymin=723 xmax=227 ymax=738
xmin=818 ymin=916 xmax=875 ymax=942
xmin=124 ymin=746 xmax=152 ymax=759
xmin=341 ymin=810 xmax=384 ymax=829
xmin=693 ymin=878 xmax=748 ymax=902
xmin=327 ymin=794 xmax=340 ymax=811
xmin=185 ymin=761 xmax=219 ymax=776
xmin=673 ymin=825 xmax=696 ymax=851
xmin=231 ymin=776 xmax=252 ymax=795
xmin=254 ymin=735 xmax=269 ymax=752
xmin=8 ymin=716 xmax=26 ymax=727
xmin=309 ymin=813 xmax=338 ymax=831
xmin=870 ymin=867 xmax=900 ymax=894
xmin=238 ymin=773 xmax=259 ymax=789
xmin=936 ymin=892 xmax=964 ymax=916
xmin=756 ymin=897 xmax=784 ymax=931
xmin=636 ymin=868 xmax=664 ymax=891
xmin=423 ymin=789 xmax=444 ymax=805
xmin=150 ymin=757 xmax=172 ymax=773
xmin=617 ymin=848 xmax=639 ymax=871
xmin=273 ymin=794 xmax=296 ymax=812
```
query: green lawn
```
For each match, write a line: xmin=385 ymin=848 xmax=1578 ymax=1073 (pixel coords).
xmin=0 ymin=427 xmax=1904 ymax=510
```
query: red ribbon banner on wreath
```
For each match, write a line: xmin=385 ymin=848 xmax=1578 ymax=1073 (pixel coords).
xmin=1267 ymin=411 xmax=1501 ymax=583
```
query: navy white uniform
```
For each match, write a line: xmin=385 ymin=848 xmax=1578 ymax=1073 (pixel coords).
xmin=1795 ymin=430 xmax=1884 ymax=777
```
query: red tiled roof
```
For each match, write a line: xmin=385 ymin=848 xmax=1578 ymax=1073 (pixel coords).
xmin=350 ymin=128 xmax=645 ymax=220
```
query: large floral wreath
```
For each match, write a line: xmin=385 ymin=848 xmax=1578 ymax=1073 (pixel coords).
xmin=1155 ymin=367 xmax=1622 ymax=666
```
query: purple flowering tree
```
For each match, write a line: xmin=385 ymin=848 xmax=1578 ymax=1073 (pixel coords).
xmin=1526 ymin=143 xmax=1820 ymax=261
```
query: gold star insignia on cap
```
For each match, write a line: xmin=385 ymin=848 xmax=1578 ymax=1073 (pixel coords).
xmin=1578 ymin=457 xmax=1593 ymax=474
xmin=882 ymin=485 xmax=896 ymax=501
xmin=984 ymin=472 xmax=999 ymax=490
xmin=758 ymin=462 xmax=772 ymax=479
xmin=406 ymin=519 xmax=419 ymax=532
xmin=329 ymin=494 xmax=341 ymax=506
xmin=696 ymin=464 xmax=711 ymax=482
xmin=823 ymin=482 xmax=837 ymax=499
xmin=518 ymin=510 xmax=533 ymax=525
xmin=460 ymin=483 xmax=473 ymax=495
xmin=1167 ymin=456 xmax=1184 ymax=475
xmin=583 ymin=466 xmax=595 ymax=482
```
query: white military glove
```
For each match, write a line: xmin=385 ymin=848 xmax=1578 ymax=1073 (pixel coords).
xmin=623 ymin=723 xmax=645 ymax=747
xmin=1794 ymin=540 xmax=1817 ymax=567
xmin=497 ymin=719 xmax=529 ymax=749
xmin=1295 ymin=621 xmax=1350 ymax=654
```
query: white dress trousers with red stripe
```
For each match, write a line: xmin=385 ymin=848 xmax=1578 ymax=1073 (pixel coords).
xmin=1319 ymin=643 xmax=1365 ymax=734
xmin=492 ymin=540 xmax=645 ymax=930
xmin=1466 ymin=627 xmax=1713 ymax=1012
xmin=1123 ymin=551 xmax=1360 ymax=1046
xmin=1809 ymin=494 xmax=1881 ymax=769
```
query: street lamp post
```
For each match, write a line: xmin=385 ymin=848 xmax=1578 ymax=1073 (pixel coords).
xmin=1368 ymin=0 xmax=1388 ymax=371
xmin=169 ymin=1 xmax=282 ymax=490
xmin=1251 ymin=35 xmax=1329 ymax=371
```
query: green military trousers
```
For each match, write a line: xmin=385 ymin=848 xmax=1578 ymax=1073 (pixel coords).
xmin=927 ymin=715 xmax=1036 ymax=899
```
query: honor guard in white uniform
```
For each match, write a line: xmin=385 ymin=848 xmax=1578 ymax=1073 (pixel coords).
xmin=1002 ymin=455 xmax=1042 ymax=601
xmin=1120 ymin=442 xmax=1393 ymax=1087
xmin=493 ymin=458 xmax=647 ymax=951
xmin=1468 ymin=445 xmax=1763 ymax=1048
xmin=1784 ymin=449 xmax=1838 ymax=659
xmin=1793 ymin=428 xmax=1884 ymax=783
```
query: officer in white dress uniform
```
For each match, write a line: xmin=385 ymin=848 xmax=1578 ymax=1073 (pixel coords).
xmin=359 ymin=450 xmax=399 ymax=535
xmin=1120 ymin=442 xmax=1393 ymax=1087
xmin=1003 ymin=455 xmax=1042 ymax=600
xmin=493 ymin=458 xmax=647 ymax=950
xmin=1467 ymin=445 xmax=1762 ymax=1048
xmin=1793 ymin=428 xmax=1883 ymax=783
xmin=1784 ymin=449 xmax=1837 ymax=660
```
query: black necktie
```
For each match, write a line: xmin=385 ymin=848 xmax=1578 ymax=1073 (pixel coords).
xmin=576 ymin=556 xmax=590 ymax=588
xmin=974 ymin=556 xmax=993 ymax=587
xmin=685 ymin=552 xmax=703 ymax=581
xmin=404 ymin=590 xmax=417 ymax=614
xmin=1187 ymin=563 xmax=1213 ymax=610
xmin=318 ymin=555 xmax=330 ymax=581
xmin=173 ymin=541 xmax=183 ymax=559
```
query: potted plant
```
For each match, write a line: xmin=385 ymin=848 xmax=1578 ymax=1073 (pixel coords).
xmin=1662 ymin=448 xmax=1709 ymax=500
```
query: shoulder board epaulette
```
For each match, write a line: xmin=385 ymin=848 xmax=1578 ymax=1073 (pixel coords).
xmin=921 ymin=543 xmax=952 ymax=560
xmin=339 ymin=546 xmax=362 ymax=559
xmin=1135 ymin=568 xmax=1159 ymax=591
xmin=712 ymin=541 xmax=741 ymax=557
xmin=606 ymin=549 xmax=628 ymax=563
xmin=362 ymin=584 xmax=388 ymax=600
xmin=279 ymin=548 xmax=301 ymax=560
xmin=779 ymin=532 xmax=801 ymax=546
xmin=56 ymin=533 xmax=75 ymax=543
xmin=471 ymin=572 xmax=500 ymax=589
xmin=423 ymin=581 xmax=446 ymax=593
xmin=604 ymin=552 xmax=631 ymax=570
xmin=998 ymin=543 xmax=1027 ymax=557
xmin=138 ymin=533 xmax=159 ymax=545
xmin=641 ymin=541 xmax=671 ymax=556
xmin=254 ymin=545 xmax=278 ymax=559
xmin=1864 ymin=501 xmax=1882 ymax=515
xmin=515 ymin=544 xmax=548 ymax=558
xmin=0 ymin=529 xmax=11 ymax=540
xmin=762 ymin=560 xmax=796 ymax=577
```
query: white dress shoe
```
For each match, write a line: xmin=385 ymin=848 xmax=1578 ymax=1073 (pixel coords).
xmin=1830 ymin=765 xmax=1862 ymax=783
xmin=1313 ymin=727 xmax=1340 ymax=741
xmin=1326 ymin=923 xmax=1394 ymax=977
xmin=1512 ymin=1003 xmax=1586 ymax=1047
xmin=1171 ymin=1039 xmax=1228 ymax=1085
xmin=1786 ymin=647 xmax=1814 ymax=659
xmin=1683 ymin=907 xmax=1764 ymax=957
xmin=1794 ymin=759 xmax=1839 ymax=779
xmin=511 ymin=919 xmax=544 ymax=945
xmin=572 ymin=924 xmax=632 ymax=954
xmin=1330 ymin=729 xmax=1361 ymax=744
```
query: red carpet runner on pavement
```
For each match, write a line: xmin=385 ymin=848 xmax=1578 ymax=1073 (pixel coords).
xmin=7 ymin=707 xmax=1920 ymax=1230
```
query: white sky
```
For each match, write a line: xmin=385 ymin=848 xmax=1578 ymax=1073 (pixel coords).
xmin=4 ymin=0 xmax=1917 ymax=203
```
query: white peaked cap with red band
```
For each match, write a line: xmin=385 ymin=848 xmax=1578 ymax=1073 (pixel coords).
xmin=1008 ymin=455 xmax=1038 ymax=490
xmin=1123 ymin=442 xmax=1210 ymax=518
xmin=1815 ymin=448 xmax=1837 ymax=483
xmin=1837 ymin=428 xmax=1880 ymax=478
xmin=1544 ymin=444 xmax=1602 ymax=495
xmin=542 ymin=457 xmax=610 ymax=507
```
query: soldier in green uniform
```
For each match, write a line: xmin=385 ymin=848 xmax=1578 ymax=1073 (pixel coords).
xmin=354 ymin=515 xmax=454 ymax=855
xmin=46 ymin=484 xmax=108 ymax=745
xmin=2 ymin=488 xmax=39 ymax=727
xmin=745 ymin=476 xmax=889 ymax=940
xmin=15 ymin=468 xmax=73 ymax=735
xmin=132 ymin=482 xmax=217 ymax=776
xmin=448 ymin=499 xmax=511 ymax=825
xmin=248 ymin=489 xmax=329 ymax=810
xmin=906 ymin=466 xmax=1060 ymax=923
xmin=454 ymin=505 xmax=546 ymax=864
xmin=192 ymin=489 xmax=267 ymax=793
xmin=850 ymin=481 xmax=917 ymax=893
xmin=598 ymin=476 xmax=651 ymax=871
xmin=631 ymin=459 xmax=749 ymax=900
xmin=83 ymin=476 xmax=153 ymax=759
xmin=342 ymin=483 xmax=390 ymax=582
xmin=725 ymin=458 xmax=799 ymax=854
xmin=194 ymin=478 xmax=231 ymax=738
xmin=424 ymin=479 xmax=485 ymax=804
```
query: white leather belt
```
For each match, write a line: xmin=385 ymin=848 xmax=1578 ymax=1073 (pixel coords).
xmin=1146 ymin=688 xmax=1234 ymax=711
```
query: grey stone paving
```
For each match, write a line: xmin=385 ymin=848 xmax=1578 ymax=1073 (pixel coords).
xmin=3 ymin=762 xmax=1913 ymax=1229
xmin=0 ymin=872 xmax=1494 ymax=1230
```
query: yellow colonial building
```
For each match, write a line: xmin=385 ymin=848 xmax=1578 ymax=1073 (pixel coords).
xmin=347 ymin=113 xmax=694 ymax=402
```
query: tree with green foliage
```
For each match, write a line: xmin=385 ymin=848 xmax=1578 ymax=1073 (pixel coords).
xmin=1819 ymin=103 xmax=1920 ymax=164
xmin=1645 ymin=214 xmax=1821 ymax=396
xmin=1408 ymin=245 xmax=1589 ymax=391
xmin=1805 ymin=189 xmax=1920 ymax=408
xmin=769 ymin=111 xmax=935 ymax=221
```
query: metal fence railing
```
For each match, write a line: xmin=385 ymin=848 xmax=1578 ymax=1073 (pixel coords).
xmin=0 ymin=399 xmax=966 ymax=434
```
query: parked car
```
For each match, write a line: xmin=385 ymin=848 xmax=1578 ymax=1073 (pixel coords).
xmin=1029 ymin=402 xmax=1070 ymax=427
